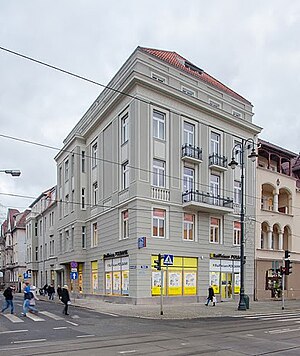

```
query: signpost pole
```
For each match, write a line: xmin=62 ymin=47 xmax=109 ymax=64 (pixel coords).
xmin=282 ymin=258 xmax=285 ymax=310
xmin=160 ymin=267 xmax=163 ymax=316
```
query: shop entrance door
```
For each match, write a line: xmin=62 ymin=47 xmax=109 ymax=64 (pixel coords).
xmin=221 ymin=273 xmax=233 ymax=299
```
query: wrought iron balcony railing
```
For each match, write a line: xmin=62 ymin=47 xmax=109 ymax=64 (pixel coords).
xmin=182 ymin=144 xmax=203 ymax=161
xmin=182 ymin=189 xmax=233 ymax=208
xmin=209 ymin=153 xmax=228 ymax=169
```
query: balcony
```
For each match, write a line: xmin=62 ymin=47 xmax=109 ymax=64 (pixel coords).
xmin=209 ymin=154 xmax=228 ymax=171
xmin=182 ymin=190 xmax=233 ymax=213
xmin=151 ymin=187 xmax=170 ymax=202
xmin=181 ymin=144 xmax=203 ymax=163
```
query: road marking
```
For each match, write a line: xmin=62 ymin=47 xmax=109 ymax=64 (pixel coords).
xmin=12 ymin=339 xmax=47 ymax=344
xmin=65 ymin=320 xmax=78 ymax=326
xmin=0 ymin=329 xmax=28 ymax=334
xmin=245 ymin=334 xmax=254 ymax=337
xmin=53 ymin=327 xmax=68 ymax=330
xmin=260 ymin=316 xmax=300 ymax=321
xmin=40 ymin=311 xmax=63 ymax=320
xmin=76 ymin=334 xmax=95 ymax=338
xmin=2 ymin=314 xmax=24 ymax=323
xmin=245 ymin=312 xmax=300 ymax=319
xmin=119 ymin=351 xmax=137 ymax=354
xmin=266 ymin=327 xmax=300 ymax=334
xmin=101 ymin=312 xmax=119 ymax=317
xmin=25 ymin=313 xmax=45 ymax=322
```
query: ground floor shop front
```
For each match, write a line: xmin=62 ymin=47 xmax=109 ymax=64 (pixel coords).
xmin=55 ymin=251 xmax=249 ymax=304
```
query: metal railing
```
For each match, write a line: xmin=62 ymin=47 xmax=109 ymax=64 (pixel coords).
xmin=209 ymin=153 xmax=228 ymax=168
xmin=182 ymin=144 xmax=203 ymax=161
xmin=182 ymin=190 xmax=233 ymax=208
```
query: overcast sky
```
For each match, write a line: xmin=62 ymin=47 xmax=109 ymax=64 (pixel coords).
xmin=0 ymin=0 xmax=299 ymax=221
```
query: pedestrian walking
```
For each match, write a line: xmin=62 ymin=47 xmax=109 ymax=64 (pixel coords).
xmin=1 ymin=286 xmax=14 ymax=314
xmin=22 ymin=281 xmax=31 ymax=316
xmin=57 ymin=285 xmax=62 ymax=300
xmin=28 ymin=286 xmax=39 ymax=314
xmin=43 ymin=284 xmax=48 ymax=296
xmin=61 ymin=284 xmax=71 ymax=315
xmin=205 ymin=285 xmax=216 ymax=306
xmin=47 ymin=284 xmax=55 ymax=300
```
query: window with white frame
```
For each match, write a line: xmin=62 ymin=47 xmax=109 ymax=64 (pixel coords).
xmin=152 ymin=208 xmax=166 ymax=238
xmin=122 ymin=161 xmax=129 ymax=189
xmin=82 ymin=226 xmax=86 ymax=249
xmin=182 ymin=87 xmax=195 ymax=97
xmin=233 ymin=221 xmax=241 ymax=245
xmin=210 ymin=132 xmax=220 ymax=155
xmin=234 ymin=141 xmax=242 ymax=165
xmin=92 ymin=142 xmax=98 ymax=168
xmin=183 ymin=213 xmax=194 ymax=241
xmin=151 ymin=72 xmax=166 ymax=83
xmin=81 ymin=188 xmax=85 ymax=209
xmin=92 ymin=181 xmax=98 ymax=206
xmin=121 ymin=210 xmax=129 ymax=239
xmin=64 ymin=160 xmax=69 ymax=182
xmin=183 ymin=167 xmax=194 ymax=192
xmin=153 ymin=159 xmax=165 ymax=187
xmin=92 ymin=222 xmax=98 ymax=247
xmin=121 ymin=114 xmax=129 ymax=144
xmin=183 ymin=121 xmax=195 ymax=146
xmin=153 ymin=110 xmax=165 ymax=140
xmin=210 ymin=217 xmax=220 ymax=243
xmin=210 ymin=174 xmax=220 ymax=197
xmin=234 ymin=180 xmax=241 ymax=204
xmin=81 ymin=151 xmax=86 ymax=173
xmin=65 ymin=230 xmax=69 ymax=252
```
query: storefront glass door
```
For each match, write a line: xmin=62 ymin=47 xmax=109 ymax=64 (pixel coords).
xmin=221 ymin=272 xmax=233 ymax=299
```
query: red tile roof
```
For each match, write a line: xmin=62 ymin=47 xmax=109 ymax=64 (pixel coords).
xmin=139 ymin=47 xmax=251 ymax=105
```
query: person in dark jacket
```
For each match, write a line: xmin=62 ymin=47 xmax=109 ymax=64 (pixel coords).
xmin=47 ymin=284 xmax=55 ymax=300
xmin=61 ymin=284 xmax=70 ymax=315
xmin=205 ymin=286 xmax=215 ymax=306
xmin=1 ymin=286 xmax=14 ymax=314
xmin=57 ymin=285 xmax=62 ymax=300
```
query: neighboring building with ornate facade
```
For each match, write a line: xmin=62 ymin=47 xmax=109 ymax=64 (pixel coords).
xmin=255 ymin=139 xmax=300 ymax=300
xmin=53 ymin=46 xmax=261 ymax=303
xmin=0 ymin=208 xmax=30 ymax=291
xmin=25 ymin=186 xmax=57 ymax=288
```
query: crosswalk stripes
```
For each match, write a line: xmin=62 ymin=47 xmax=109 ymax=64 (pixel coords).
xmin=233 ymin=311 xmax=300 ymax=323
xmin=1 ymin=310 xmax=68 ymax=323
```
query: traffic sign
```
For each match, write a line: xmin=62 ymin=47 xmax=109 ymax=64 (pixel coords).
xmin=70 ymin=272 xmax=78 ymax=280
xmin=138 ymin=236 xmax=146 ymax=249
xmin=70 ymin=261 xmax=78 ymax=268
xmin=163 ymin=254 xmax=174 ymax=266
xmin=71 ymin=268 xmax=78 ymax=272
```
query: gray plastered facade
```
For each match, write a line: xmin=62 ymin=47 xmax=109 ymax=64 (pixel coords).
xmin=54 ymin=47 xmax=261 ymax=304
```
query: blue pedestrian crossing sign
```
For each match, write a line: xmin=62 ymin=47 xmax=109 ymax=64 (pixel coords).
xmin=163 ymin=254 xmax=174 ymax=266
xmin=70 ymin=271 xmax=78 ymax=280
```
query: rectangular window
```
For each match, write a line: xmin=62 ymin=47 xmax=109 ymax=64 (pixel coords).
xmin=92 ymin=222 xmax=98 ymax=247
xmin=210 ymin=174 xmax=220 ymax=198
xmin=153 ymin=110 xmax=165 ymax=140
xmin=183 ymin=167 xmax=194 ymax=192
xmin=153 ymin=159 xmax=165 ymax=187
xmin=121 ymin=114 xmax=129 ymax=144
xmin=92 ymin=182 xmax=98 ymax=206
xmin=35 ymin=246 xmax=38 ymax=261
xmin=64 ymin=160 xmax=69 ymax=182
xmin=34 ymin=222 xmax=38 ymax=237
xmin=183 ymin=121 xmax=194 ymax=146
xmin=65 ymin=230 xmax=69 ymax=252
xmin=65 ymin=194 xmax=69 ymax=215
xmin=151 ymin=72 xmax=166 ymax=83
xmin=59 ymin=232 xmax=62 ymax=253
xmin=183 ymin=213 xmax=194 ymax=241
xmin=122 ymin=210 xmax=129 ymax=239
xmin=81 ymin=151 xmax=85 ymax=173
xmin=71 ymin=227 xmax=74 ymax=250
xmin=122 ymin=161 xmax=129 ymax=189
xmin=71 ymin=190 xmax=74 ymax=212
xmin=182 ymin=87 xmax=195 ymax=97
xmin=232 ymin=110 xmax=242 ymax=118
xmin=210 ymin=218 xmax=220 ymax=243
xmin=92 ymin=142 xmax=98 ymax=168
xmin=58 ymin=167 xmax=62 ymax=186
xmin=210 ymin=132 xmax=220 ymax=155
xmin=71 ymin=154 xmax=74 ymax=177
xmin=234 ymin=141 xmax=242 ymax=165
xmin=81 ymin=188 xmax=85 ymax=209
xmin=209 ymin=99 xmax=221 ymax=109
xmin=82 ymin=226 xmax=86 ymax=249
xmin=152 ymin=208 xmax=166 ymax=238
xmin=234 ymin=180 xmax=241 ymax=204
xmin=233 ymin=221 xmax=241 ymax=245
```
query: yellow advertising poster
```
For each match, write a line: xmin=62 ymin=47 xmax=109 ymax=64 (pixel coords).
xmin=122 ymin=270 xmax=129 ymax=295
xmin=168 ymin=270 xmax=182 ymax=295
xmin=210 ymin=272 xmax=220 ymax=294
xmin=184 ymin=270 xmax=197 ymax=295
xmin=106 ymin=272 xmax=112 ymax=294
xmin=234 ymin=273 xmax=240 ymax=294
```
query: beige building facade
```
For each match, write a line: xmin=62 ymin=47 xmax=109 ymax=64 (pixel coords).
xmin=255 ymin=140 xmax=300 ymax=300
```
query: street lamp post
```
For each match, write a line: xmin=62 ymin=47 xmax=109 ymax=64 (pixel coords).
xmin=229 ymin=138 xmax=258 ymax=311
xmin=0 ymin=170 xmax=21 ymax=177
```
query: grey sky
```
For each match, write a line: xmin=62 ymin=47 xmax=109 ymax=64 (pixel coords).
xmin=0 ymin=0 xmax=300 ymax=221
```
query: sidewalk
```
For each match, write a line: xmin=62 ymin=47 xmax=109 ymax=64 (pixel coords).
xmin=35 ymin=294 xmax=300 ymax=320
